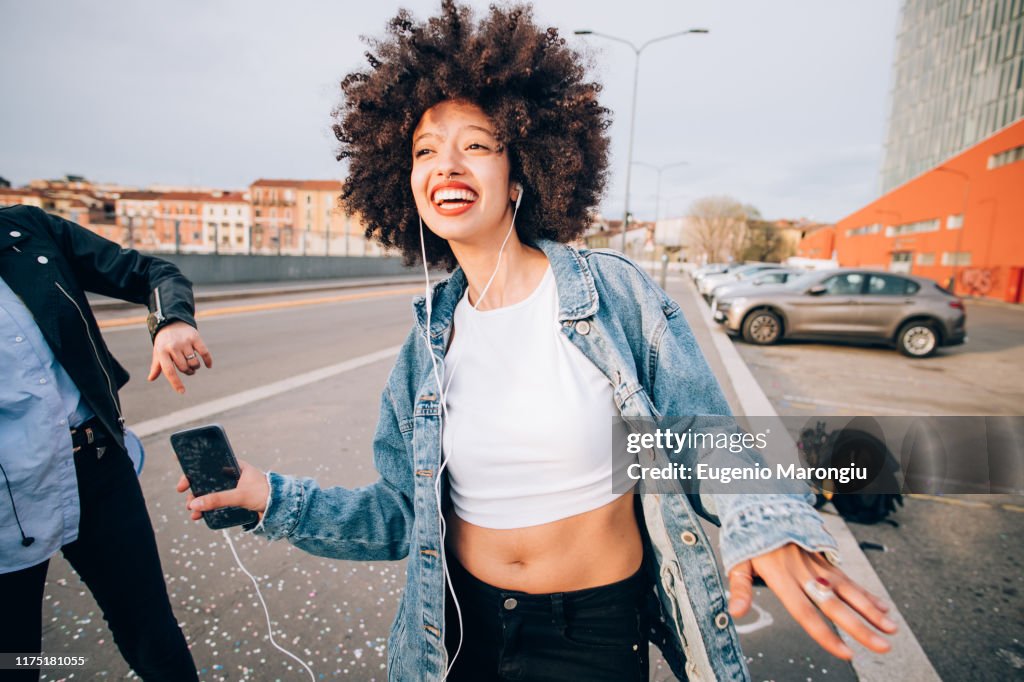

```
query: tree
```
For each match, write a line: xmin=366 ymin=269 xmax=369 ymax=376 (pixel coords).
xmin=686 ymin=195 xmax=748 ymax=263
xmin=741 ymin=221 xmax=785 ymax=262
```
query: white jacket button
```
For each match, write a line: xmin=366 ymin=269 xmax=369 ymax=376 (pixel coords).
xmin=37 ymin=256 xmax=49 ymax=264
xmin=576 ymin=320 xmax=591 ymax=335
xmin=680 ymin=531 xmax=698 ymax=546
xmin=9 ymin=230 xmax=21 ymax=237
xmin=715 ymin=612 xmax=730 ymax=629
xmin=503 ymin=598 xmax=518 ymax=610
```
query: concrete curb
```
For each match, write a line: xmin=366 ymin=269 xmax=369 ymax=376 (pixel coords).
xmin=678 ymin=275 xmax=939 ymax=682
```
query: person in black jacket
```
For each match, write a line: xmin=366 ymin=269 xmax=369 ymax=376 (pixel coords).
xmin=0 ymin=205 xmax=209 ymax=681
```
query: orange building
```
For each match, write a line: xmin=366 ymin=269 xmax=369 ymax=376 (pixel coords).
xmin=796 ymin=224 xmax=836 ymax=260
xmin=251 ymin=179 xmax=379 ymax=256
xmin=153 ymin=193 xmax=210 ymax=252
xmin=826 ymin=118 xmax=1024 ymax=302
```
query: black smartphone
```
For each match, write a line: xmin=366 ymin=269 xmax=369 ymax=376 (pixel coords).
xmin=170 ymin=424 xmax=259 ymax=530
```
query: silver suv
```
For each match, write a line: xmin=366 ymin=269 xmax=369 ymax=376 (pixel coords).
xmin=712 ymin=269 xmax=967 ymax=357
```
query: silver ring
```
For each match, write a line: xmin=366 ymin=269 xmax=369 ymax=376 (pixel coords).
xmin=185 ymin=352 xmax=198 ymax=361
xmin=803 ymin=578 xmax=835 ymax=604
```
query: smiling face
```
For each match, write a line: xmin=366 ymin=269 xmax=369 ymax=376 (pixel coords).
xmin=410 ymin=100 xmax=516 ymax=248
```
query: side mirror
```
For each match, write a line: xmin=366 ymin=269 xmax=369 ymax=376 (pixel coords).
xmin=807 ymin=284 xmax=827 ymax=296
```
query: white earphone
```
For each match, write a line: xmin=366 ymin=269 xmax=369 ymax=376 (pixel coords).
xmin=417 ymin=179 xmax=524 ymax=678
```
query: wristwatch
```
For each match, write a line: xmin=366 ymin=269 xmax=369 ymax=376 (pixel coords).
xmin=147 ymin=310 xmax=172 ymax=339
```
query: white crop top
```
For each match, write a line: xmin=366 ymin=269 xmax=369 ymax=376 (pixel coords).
xmin=441 ymin=266 xmax=621 ymax=529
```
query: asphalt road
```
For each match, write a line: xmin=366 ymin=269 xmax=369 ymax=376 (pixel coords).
xmin=34 ymin=282 xmax=862 ymax=681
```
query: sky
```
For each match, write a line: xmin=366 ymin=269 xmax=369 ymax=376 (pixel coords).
xmin=0 ymin=0 xmax=901 ymax=223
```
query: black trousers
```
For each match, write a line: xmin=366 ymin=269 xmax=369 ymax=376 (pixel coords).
xmin=444 ymin=556 xmax=650 ymax=682
xmin=0 ymin=441 xmax=197 ymax=682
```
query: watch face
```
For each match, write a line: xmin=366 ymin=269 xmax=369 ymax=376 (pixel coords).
xmin=147 ymin=313 xmax=159 ymax=336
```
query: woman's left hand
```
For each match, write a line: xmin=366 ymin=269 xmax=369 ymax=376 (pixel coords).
xmin=727 ymin=543 xmax=898 ymax=660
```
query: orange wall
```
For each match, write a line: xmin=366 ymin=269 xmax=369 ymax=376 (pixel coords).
xmin=797 ymin=226 xmax=835 ymax=259
xmin=834 ymin=118 xmax=1024 ymax=302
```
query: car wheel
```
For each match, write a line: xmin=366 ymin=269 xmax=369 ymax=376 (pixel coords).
xmin=897 ymin=321 xmax=938 ymax=358
xmin=742 ymin=310 xmax=782 ymax=345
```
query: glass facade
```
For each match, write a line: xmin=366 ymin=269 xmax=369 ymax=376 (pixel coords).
xmin=880 ymin=0 xmax=1024 ymax=191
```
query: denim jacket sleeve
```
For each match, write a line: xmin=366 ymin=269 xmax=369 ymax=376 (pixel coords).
xmin=650 ymin=293 xmax=839 ymax=573
xmin=252 ymin=385 xmax=415 ymax=561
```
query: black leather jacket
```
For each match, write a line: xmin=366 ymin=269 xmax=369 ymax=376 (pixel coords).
xmin=0 ymin=205 xmax=197 ymax=453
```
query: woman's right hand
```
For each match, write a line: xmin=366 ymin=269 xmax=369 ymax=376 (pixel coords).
xmin=176 ymin=458 xmax=270 ymax=521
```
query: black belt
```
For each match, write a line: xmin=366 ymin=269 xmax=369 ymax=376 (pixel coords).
xmin=71 ymin=418 xmax=109 ymax=456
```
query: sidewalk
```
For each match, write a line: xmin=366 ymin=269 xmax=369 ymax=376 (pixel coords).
xmin=659 ymin=271 xmax=941 ymax=682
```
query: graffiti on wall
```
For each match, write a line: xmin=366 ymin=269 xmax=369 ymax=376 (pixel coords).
xmin=959 ymin=267 xmax=1000 ymax=296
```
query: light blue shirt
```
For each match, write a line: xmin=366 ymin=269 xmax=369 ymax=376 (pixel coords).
xmin=0 ymin=275 xmax=94 ymax=572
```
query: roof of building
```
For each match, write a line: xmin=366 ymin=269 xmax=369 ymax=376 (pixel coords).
xmin=203 ymin=191 xmax=248 ymax=203
xmin=117 ymin=191 xmax=163 ymax=201
xmin=0 ymin=188 xmax=44 ymax=197
xmin=251 ymin=179 xmax=342 ymax=190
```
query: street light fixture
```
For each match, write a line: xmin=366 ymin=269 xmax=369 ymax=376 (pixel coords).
xmin=632 ymin=160 xmax=689 ymax=223
xmin=575 ymin=28 xmax=709 ymax=254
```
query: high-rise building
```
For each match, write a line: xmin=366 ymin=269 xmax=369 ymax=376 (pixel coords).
xmin=880 ymin=0 xmax=1024 ymax=192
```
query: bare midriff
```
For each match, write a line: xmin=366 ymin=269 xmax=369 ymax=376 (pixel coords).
xmin=446 ymin=492 xmax=644 ymax=594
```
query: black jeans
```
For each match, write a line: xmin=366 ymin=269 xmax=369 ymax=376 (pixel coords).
xmin=0 ymin=441 xmax=197 ymax=682
xmin=444 ymin=556 xmax=650 ymax=682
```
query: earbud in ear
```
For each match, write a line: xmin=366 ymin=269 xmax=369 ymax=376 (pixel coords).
xmin=513 ymin=182 xmax=524 ymax=210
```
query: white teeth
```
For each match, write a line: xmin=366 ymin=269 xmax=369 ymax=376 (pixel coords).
xmin=433 ymin=188 xmax=478 ymax=204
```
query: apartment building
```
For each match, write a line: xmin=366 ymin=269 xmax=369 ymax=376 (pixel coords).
xmin=202 ymin=192 xmax=250 ymax=253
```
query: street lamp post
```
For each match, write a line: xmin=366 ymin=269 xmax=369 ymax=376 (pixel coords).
xmin=632 ymin=160 xmax=689 ymax=223
xmin=575 ymin=28 xmax=708 ymax=254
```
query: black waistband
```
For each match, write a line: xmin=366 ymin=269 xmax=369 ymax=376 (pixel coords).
xmin=70 ymin=417 xmax=108 ymax=452
xmin=447 ymin=553 xmax=649 ymax=612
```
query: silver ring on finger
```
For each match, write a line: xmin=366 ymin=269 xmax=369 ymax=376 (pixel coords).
xmin=185 ymin=352 xmax=198 ymax=361
xmin=803 ymin=577 xmax=835 ymax=605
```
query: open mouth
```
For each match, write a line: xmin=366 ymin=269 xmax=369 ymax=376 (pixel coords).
xmin=431 ymin=184 xmax=478 ymax=215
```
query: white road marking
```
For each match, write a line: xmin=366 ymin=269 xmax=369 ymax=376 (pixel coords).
xmin=131 ymin=346 xmax=401 ymax=438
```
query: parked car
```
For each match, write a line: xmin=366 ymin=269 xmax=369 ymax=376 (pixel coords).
xmin=698 ymin=263 xmax=784 ymax=298
xmin=691 ymin=262 xmax=730 ymax=282
xmin=712 ymin=269 xmax=967 ymax=357
xmin=708 ymin=267 xmax=803 ymax=305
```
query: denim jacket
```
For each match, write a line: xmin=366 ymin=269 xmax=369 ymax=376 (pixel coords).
xmin=255 ymin=239 xmax=839 ymax=681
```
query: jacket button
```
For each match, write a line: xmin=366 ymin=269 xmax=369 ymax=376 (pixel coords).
xmin=503 ymin=598 xmax=518 ymax=610
xmin=37 ymin=256 xmax=49 ymax=264
xmin=9 ymin=231 xmax=21 ymax=237
xmin=715 ymin=612 xmax=730 ymax=629
xmin=575 ymin=320 xmax=591 ymax=335
xmin=680 ymin=531 xmax=698 ymax=546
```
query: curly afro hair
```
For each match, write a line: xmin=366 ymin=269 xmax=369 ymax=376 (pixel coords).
xmin=333 ymin=1 xmax=611 ymax=270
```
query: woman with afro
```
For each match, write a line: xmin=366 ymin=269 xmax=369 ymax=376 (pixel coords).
xmin=180 ymin=3 xmax=897 ymax=680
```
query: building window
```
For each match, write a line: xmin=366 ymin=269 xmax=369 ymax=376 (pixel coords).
xmin=988 ymin=143 xmax=1024 ymax=168
xmin=941 ymin=251 xmax=972 ymax=266
xmin=947 ymin=214 xmax=964 ymax=229
xmin=917 ymin=252 xmax=936 ymax=266
xmin=847 ymin=223 xmax=881 ymax=237
xmin=886 ymin=219 xmax=940 ymax=237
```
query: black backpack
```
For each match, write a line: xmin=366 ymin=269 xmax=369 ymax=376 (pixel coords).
xmin=828 ymin=493 xmax=904 ymax=526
